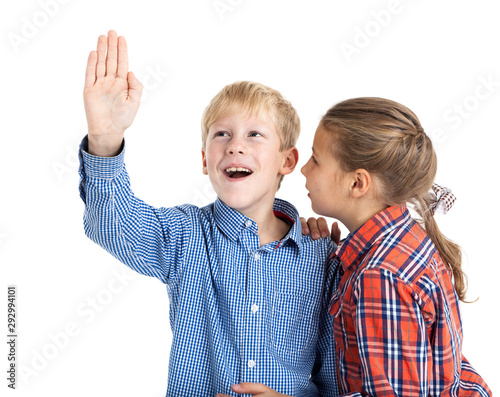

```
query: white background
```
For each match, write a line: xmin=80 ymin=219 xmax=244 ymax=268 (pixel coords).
xmin=1 ymin=0 xmax=499 ymax=395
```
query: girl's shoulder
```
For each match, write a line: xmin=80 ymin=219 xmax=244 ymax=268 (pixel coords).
xmin=358 ymin=222 xmax=440 ymax=285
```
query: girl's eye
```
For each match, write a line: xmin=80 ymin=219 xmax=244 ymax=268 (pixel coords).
xmin=311 ymin=155 xmax=318 ymax=164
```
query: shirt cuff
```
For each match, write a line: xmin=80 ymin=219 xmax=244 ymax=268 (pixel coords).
xmin=79 ymin=135 xmax=125 ymax=179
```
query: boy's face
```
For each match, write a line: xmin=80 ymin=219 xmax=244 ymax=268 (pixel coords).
xmin=202 ymin=111 xmax=297 ymax=216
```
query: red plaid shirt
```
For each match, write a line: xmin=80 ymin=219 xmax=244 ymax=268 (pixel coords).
xmin=329 ymin=205 xmax=491 ymax=396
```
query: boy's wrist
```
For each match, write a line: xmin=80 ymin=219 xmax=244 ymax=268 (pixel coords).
xmin=80 ymin=135 xmax=125 ymax=179
xmin=87 ymin=134 xmax=124 ymax=157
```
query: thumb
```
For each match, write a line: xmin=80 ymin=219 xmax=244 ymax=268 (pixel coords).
xmin=127 ymin=71 xmax=143 ymax=101
xmin=331 ymin=221 xmax=341 ymax=245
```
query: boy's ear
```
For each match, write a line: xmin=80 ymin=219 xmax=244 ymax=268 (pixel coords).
xmin=279 ymin=146 xmax=299 ymax=176
xmin=201 ymin=149 xmax=208 ymax=175
xmin=349 ymin=169 xmax=372 ymax=198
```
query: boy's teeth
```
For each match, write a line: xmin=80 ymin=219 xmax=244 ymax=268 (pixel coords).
xmin=225 ymin=167 xmax=251 ymax=173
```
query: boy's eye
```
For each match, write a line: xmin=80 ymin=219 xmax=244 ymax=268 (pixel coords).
xmin=248 ymin=131 xmax=262 ymax=137
xmin=215 ymin=131 xmax=229 ymax=137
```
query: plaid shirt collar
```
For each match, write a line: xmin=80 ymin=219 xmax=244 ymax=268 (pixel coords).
xmin=213 ymin=198 xmax=303 ymax=253
xmin=335 ymin=205 xmax=411 ymax=272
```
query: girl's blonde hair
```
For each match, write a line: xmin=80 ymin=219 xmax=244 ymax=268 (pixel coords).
xmin=321 ymin=97 xmax=467 ymax=301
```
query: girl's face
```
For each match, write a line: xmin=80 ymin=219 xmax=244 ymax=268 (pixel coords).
xmin=301 ymin=125 xmax=351 ymax=220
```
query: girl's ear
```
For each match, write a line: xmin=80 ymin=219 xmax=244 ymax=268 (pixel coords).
xmin=349 ymin=169 xmax=372 ymax=198
xmin=279 ymin=146 xmax=299 ymax=175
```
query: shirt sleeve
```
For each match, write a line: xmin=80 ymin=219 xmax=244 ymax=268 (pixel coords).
xmin=348 ymin=268 xmax=430 ymax=397
xmin=78 ymin=135 xmax=192 ymax=284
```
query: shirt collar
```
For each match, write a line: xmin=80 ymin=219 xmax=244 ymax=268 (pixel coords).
xmin=213 ymin=198 xmax=303 ymax=252
xmin=334 ymin=205 xmax=411 ymax=271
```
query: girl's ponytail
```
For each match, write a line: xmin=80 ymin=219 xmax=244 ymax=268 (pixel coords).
xmin=412 ymin=193 xmax=467 ymax=301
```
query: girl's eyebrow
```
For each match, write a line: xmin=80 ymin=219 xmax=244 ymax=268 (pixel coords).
xmin=311 ymin=147 xmax=320 ymax=157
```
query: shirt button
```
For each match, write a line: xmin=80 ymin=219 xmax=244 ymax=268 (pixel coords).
xmin=248 ymin=360 xmax=256 ymax=368
xmin=254 ymin=252 xmax=260 ymax=260
xmin=251 ymin=304 xmax=259 ymax=313
xmin=244 ymin=219 xmax=252 ymax=227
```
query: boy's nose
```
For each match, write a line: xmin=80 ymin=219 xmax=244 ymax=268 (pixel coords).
xmin=226 ymin=141 xmax=245 ymax=155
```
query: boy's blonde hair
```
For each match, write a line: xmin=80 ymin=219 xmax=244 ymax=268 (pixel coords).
xmin=321 ymin=97 xmax=467 ymax=301
xmin=201 ymin=81 xmax=300 ymax=151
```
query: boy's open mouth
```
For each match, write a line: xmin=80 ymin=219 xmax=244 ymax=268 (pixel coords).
xmin=224 ymin=167 xmax=253 ymax=179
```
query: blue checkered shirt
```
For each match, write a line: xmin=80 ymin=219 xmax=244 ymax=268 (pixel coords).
xmin=78 ymin=137 xmax=339 ymax=397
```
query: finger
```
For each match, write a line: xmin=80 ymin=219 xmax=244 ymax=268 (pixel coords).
xmin=307 ymin=217 xmax=321 ymax=240
xmin=117 ymin=35 xmax=129 ymax=79
xmin=106 ymin=30 xmax=118 ymax=77
xmin=84 ymin=51 xmax=97 ymax=88
xmin=96 ymin=34 xmax=107 ymax=79
xmin=331 ymin=221 xmax=341 ymax=245
xmin=300 ymin=217 xmax=310 ymax=235
xmin=232 ymin=382 xmax=269 ymax=394
xmin=317 ymin=217 xmax=329 ymax=238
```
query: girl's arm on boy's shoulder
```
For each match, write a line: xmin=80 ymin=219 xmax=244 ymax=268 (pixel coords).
xmin=79 ymin=136 xmax=192 ymax=285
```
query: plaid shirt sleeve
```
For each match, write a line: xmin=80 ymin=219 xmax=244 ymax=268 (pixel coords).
xmin=78 ymin=136 xmax=192 ymax=284
xmin=345 ymin=267 xmax=431 ymax=396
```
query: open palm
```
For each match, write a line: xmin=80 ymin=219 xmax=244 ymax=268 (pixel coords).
xmin=83 ymin=30 xmax=143 ymax=156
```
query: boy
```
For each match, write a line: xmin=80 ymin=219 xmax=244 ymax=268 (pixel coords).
xmin=79 ymin=30 xmax=338 ymax=396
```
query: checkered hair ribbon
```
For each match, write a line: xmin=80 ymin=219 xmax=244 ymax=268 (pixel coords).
xmin=429 ymin=183 xmax=456 ymax=215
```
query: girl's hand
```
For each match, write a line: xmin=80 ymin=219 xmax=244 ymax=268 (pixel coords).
xmin=84 ymin=30 xmax=143 ymax=157
xmin=300 ymin=217 xmax=341 ymax=245
xmin=216 ymin=382 xmax=291 ymax=396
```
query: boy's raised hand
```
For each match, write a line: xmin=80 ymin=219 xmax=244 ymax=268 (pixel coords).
xmin=84 ymin=30 xmax=143 ymax=157
xmin=216 ymin=383 xmax=290 ymax=397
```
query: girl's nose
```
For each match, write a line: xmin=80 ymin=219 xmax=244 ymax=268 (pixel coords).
xmin=301 ymin=161 xmax=309 ymax=176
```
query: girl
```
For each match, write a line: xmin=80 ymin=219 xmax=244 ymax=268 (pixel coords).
xmin=301 ymin=98 xmax=491 ymax=397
